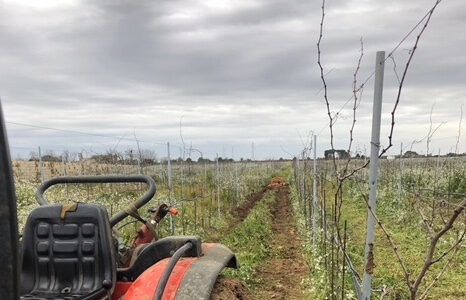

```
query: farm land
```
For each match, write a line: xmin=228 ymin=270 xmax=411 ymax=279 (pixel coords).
xmin=13 ymin=155 xmax=466 ymax=299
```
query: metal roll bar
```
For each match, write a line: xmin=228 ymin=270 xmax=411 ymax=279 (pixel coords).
xmin=35 ymin=175 xmax=157 ymax=227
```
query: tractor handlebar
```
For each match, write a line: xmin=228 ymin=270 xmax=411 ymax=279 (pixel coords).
xmin=35 ymin=175 xmax=157 ymax=227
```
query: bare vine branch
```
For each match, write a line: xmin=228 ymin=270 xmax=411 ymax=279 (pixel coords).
xmin=379 ymin=0 xmax=442 ymax=158
xmin=341 ymin=38 xmax=364 ymax=178
xmin=417 ymin=205 xmax=435 ymax=238
xmin=455 ymin=104 xmax=463 ymax=154
xmin=389 ymin=54 xmax=401 ymax=85
xmin=411 ymin=198 xmax=466 ymax=298
xmin=430 ymin=228 xmax=465 ymax=265
xmin=355 ymin=181 xmax=412 ymax=289
xmin=317 ymin=0 xmax=337 ymax=174
xmin=418 ymin=241 xmax=462 ymax=300
xmin=426 ymin=103 xmax=447 ymax=155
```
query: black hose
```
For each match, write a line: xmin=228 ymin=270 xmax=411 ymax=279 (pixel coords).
xmin=154 ymin=242 xmax=193 ymax=300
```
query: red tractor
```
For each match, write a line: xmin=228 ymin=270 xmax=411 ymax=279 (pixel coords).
xmin=0 ymin=104 xmax=239 ymax=300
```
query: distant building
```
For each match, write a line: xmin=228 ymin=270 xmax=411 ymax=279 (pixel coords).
xmin=324 ymin=149 xmax=350 ymax=160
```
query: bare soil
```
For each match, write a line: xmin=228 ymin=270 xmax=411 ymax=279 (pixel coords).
xmin=210 ymin=275 xmax=252 ymax=300
xmin=251 ymin=186 xmax=309 ymax=300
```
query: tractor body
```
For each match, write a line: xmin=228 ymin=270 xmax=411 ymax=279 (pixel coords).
xmin=0 ymin=103 xmax=239 ymax=300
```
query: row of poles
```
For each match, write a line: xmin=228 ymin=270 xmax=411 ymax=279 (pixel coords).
xmin=31 ymin=140 xmax=274 ymax=239
xmin=166 ymin=141 xmax=231 ymax=235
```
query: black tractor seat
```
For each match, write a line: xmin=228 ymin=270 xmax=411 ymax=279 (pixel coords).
xmin=20 ymin=203 xmax=116 ymax=300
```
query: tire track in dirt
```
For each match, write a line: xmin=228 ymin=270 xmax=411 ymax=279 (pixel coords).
xmin=206 ymin=187 xmax=267 ymax=243
xmin=230 ymin=187 xmax=268 ymax=226
xmin=251 ymin=186 xmax=310 ymax=300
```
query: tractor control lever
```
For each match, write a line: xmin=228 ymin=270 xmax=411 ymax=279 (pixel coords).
xmin=148 ymin=204 xmax=178 ymax=225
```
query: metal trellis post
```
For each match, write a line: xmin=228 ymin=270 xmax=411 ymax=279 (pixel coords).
xmin=38 ymin=146 xmax=44 ymax=182
xmin=312 ymin=135 xmax=318 ymax=246
xmin=167 ymin=142 xmax=174 ymax=234
xmin=216 ymin=153 xmax=220 ymax=218
xmin=362 ymin=51 xmax=385 ymax=300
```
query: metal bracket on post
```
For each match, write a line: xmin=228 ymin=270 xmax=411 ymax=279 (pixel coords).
xmin=362 ymin=51 xmax=385 ymax=300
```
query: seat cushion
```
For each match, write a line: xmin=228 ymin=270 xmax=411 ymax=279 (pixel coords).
xmin=20 ymin=204 xmax=115 ymax=300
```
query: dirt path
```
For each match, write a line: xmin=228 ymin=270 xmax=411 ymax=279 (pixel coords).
xmin=210 ymin=188 xmax=268 ymax=300
xmin=230 ymin=187 xmax=267 ymax=226
xmin=211 ymin=185 xmax=309 ymax=300
xmin=252 ymin=186 xmax=309 ymax=300
xmin=206 ymin=188 xmax=267 ymax=243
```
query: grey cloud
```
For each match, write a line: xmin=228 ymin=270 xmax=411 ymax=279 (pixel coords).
xmin=0 ymin=0 xmax=465 ymax=159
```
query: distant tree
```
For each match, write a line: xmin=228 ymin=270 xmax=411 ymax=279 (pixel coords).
xmin=403 ymin=150 xmax=419 ymax=158
xmin=61 ymin=150 xmax=71 ymax=162
xmin=324 ymin=149 xmax=349 ymax=159
xmin=198 ymin=157 xmax=212 ymax=163
xmin=29 ymin=151 xmax=39 ymax=161
xmin=139 ymin=149 xmax=158 ymax=165
xmin=41 ymin=155 xmax=61 ymax=162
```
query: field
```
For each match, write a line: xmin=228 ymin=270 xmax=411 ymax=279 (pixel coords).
xmin=292 ymin=156 xmax=466 ymax=299
xmin=14 ymin=160 xmax=284 ymax=238
xmin=13 ymin=156 xmax=466 ymax=299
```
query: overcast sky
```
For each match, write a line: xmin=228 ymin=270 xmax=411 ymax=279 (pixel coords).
xmin=1 ymin=0 xmax=464 ymax=160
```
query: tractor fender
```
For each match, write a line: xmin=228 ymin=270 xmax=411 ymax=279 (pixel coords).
xmin=122 ymin=243 xmax=238 ymax=300
xmin=175 ymin=243 xmax=239 ymax=299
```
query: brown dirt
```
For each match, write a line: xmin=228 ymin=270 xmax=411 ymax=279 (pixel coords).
xmin=266 ymin=176 xmax=288 ymax=189
xmin=252 ymin=186 xmax=310 ymax=300
xmin=210 ymin=275 xmax=252 ymax=300
xmin=230 ymin=188 xmax=267 ymax=225
xmin=206 ymin=188 xmax=267 ymax=243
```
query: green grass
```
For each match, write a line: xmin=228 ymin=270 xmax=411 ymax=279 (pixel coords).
xmin=220 ymin=190 xmax=277 ymax=284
